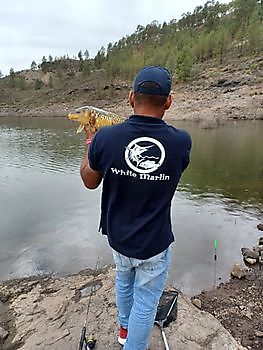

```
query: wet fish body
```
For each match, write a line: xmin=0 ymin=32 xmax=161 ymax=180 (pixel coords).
xmin=67 ymin=105 xmax=124 ymax=133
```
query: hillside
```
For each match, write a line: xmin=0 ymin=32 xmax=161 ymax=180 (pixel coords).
xmin=0 ymin=55 xmax=262 ymax=122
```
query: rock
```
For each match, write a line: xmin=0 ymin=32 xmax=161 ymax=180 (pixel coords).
xmin=254 ymin=246 xmax=263 ymax=254
xmin=244 ymin=257 xmax=257 ymax=265
xmin=231 ymin=264 xmax=246 ymax=279
xmin=241 ymin=248 xmax=259 ymax=260
xmin=192 ymin=298 xmax=202 ymax=309
xmin=0 ymin=326 xmax=9 ymax=340
xmin=210 ymin=78 xmax=241 ymax=88
xmin=48 ymin=300 xmax=69 ymax=321
xmin=259 ymin=236 xmax=263 ymax=245
xmin=255 ymin=330 xmax=263 ymax=338
xmin=257 ymin=223 xmax=263 ymax=231
xmin=245 ymin=310 xmax=253 ymax=320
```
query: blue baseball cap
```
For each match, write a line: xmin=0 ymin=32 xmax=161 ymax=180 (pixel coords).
xmin=134 ymin=66 xmax=172 ymax=96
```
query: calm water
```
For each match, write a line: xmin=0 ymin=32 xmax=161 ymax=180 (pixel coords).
xmin=0 ymin=116 xmax=262 ymax=295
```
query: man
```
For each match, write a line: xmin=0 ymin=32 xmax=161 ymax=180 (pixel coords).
xmin=80 ymin=66 xmax=191 ymax=350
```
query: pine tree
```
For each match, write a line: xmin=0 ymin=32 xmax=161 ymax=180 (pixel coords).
xmin=84 ymin=50 xmax=89 ymax=60
xmin=94 ymin=46 xmax=106 ymax=68
xmin=215 ymin=28 xmax=229 ymax=64
xmin=247 ymin=21 xmax=263 ymax=53
xmin=176 ymin=47 xmax=194 ymax=80
xmin=78 ymin=50 xmax=83 ymax=61
xmin=31 ymin=61 xmax=37 ymax=70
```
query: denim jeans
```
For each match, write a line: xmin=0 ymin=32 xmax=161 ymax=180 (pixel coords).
xmin=112 ymin=247 xmax=172 ymax=350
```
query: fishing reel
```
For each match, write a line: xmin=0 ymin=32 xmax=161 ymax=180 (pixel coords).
xmin=85 ymin=335 xmax=96 ymax=349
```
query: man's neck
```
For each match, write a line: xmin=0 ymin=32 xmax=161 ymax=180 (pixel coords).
xmin=133 ymin=107 xmax=164 ymax=119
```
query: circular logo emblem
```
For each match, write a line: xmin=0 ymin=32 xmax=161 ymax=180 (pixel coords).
xmin=125 ymin=137 xmax=165 ymax=174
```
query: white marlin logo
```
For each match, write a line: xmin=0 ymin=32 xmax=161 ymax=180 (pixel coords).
xmin=125 ymin=137 xmax=165 ymax=174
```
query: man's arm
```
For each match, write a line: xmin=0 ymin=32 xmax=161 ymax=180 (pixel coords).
xmin=80 ymin=146 xmax=102 ymax=189
xmin=182 ymin=133 xmax=192 ymax=172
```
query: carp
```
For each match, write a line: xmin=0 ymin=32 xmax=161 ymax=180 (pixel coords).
xmin=67 ymin=105 xmax=124 ymax=133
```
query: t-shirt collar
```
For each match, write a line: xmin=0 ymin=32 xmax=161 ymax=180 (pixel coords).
xmin=128 ymin=114 xmax=165 ymax=124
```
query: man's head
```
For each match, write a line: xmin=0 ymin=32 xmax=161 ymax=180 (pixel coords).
xmin=130 ymin=66 xmax=172 ymax=117
xmin=134 ymin=66 xmax=171 ymax=96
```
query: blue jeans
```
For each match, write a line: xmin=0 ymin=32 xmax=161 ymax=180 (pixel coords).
xmin=112 ymin=247 xmax=172 ymax=350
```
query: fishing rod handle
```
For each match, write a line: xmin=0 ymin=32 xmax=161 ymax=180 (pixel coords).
xmin=161 ymin=329 xmax=170 ymax=350
xmin=79 ymin=326 xmax=86 ymax=350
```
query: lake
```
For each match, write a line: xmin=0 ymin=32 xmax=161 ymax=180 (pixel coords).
xmin=0 ymin=116 xmax=262 ymax=295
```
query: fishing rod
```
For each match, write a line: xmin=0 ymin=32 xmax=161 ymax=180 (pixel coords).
xmin=78 ymin=255 xmax=101 ymax=350
xmin=213 ymin=239 xmax=218 ymax=289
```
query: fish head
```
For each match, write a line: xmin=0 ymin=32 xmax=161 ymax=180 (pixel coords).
xmin=67 ymin=107 xmax=96 ymax=133
xmin=67 ymin=109 xmax=90 ymax=122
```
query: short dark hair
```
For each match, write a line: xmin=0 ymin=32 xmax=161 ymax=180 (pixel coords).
xmin=134 ymin=92 xmax=168 ymax=108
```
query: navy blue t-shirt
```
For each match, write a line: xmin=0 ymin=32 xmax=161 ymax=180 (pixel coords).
xmin=89 ymin=115 xmax=191 ymax=259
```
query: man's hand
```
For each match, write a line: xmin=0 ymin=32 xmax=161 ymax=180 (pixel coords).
xmin=84 ymin=126 xmax=96 ymax=145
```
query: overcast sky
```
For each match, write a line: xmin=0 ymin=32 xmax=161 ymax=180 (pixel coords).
xmin=0 ymin=0 xmax=228 ymax=75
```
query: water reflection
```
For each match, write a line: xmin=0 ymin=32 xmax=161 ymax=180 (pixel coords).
xmin=0 ymin=117 xmax=262 ymax=295
xmin=177 ymin=120 xmax=263 ymax=210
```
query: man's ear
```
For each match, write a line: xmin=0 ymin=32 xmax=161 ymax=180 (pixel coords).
xmin=164 ymin=94 xmax=172 ymax=110
xmin=129 ymin=90 xmax=135 ymax=108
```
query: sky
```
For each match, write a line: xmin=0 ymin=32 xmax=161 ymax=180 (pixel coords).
xmin=0 ymin=0 xmax=228 ymax=76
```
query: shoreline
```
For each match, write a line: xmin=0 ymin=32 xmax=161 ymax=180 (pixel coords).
xmin=0 ymin=105 xmax=262 ymax=121
xmin=0 ymin=265 xmax=248 ymax=350
xmin=1 ymin=74 xmax=262 ymax=122
xmin=0 ymin=256 xmax=262 ymax=350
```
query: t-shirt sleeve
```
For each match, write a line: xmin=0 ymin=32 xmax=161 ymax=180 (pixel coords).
xmin=182 ymin=132 xmax=192 ymax=172
xmin=88 ymin=133 xmax=100 ymax=171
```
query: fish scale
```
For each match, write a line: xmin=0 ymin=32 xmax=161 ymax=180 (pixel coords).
xmin=68 ymin=105 xmax=124 ymax=133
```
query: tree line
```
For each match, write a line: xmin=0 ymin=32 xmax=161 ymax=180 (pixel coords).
xmin=96 ymin=0 xmax=263 ymax=80
xmin=3 ymin=49 xmax=92 ymax=90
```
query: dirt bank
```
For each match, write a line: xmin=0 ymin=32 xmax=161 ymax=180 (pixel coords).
xmin=196 ymin=268 xmax=263 ymax=350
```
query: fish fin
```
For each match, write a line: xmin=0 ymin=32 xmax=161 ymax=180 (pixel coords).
xmin=77 ymin=124 xmax=85 ymax=133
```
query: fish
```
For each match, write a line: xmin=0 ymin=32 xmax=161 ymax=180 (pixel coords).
xmin=67 ymin=105 xmax=124 ymax=133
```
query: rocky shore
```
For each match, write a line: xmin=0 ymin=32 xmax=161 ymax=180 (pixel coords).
xmin=194 ymin=233 xmax=263 ymax=350
xmin=1 ymin=232 xmax=262 ymax=350
xmin=0 ymin=266 xmax=247 ymax=350
xmin=197 ymin=269 xmax=262 ymax=350
xmin=1 ymin=227 xmax=263 ymax=350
